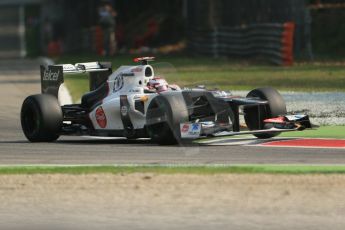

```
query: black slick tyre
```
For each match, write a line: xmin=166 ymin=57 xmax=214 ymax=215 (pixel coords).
xmin=146 ymin=93 xmax=189 ymax=145
xmin=243 ymin=87 xmax=286 ymax=139
xmin=21 ymin=94 xmax=63 ymax=142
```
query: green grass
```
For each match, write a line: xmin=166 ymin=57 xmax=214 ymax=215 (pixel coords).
xmin=1 ymin=165 xmax=345 ymax=175
xmin=281 ymin=126 xmax=345 ymax=139
xmin=64 ymin=74 xmax=88 ymax=102
xmin=195 ymin=126 xmax=345 ymax=144
xmin=57 ymin=55 xmax=345 ymax=101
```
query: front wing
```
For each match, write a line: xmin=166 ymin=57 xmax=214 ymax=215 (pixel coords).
xmin=180 ymin=114 xmax=313 ymax=139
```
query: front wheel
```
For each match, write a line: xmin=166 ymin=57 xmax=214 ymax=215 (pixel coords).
xmin=21 ymin=94 xmax=63 ymax=142
xmin=146 ymin=93 xmax=189 ymax=145
xmin=243 ymin=87 xmax=286 ymax=139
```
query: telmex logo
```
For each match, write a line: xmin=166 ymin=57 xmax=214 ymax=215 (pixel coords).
xmin=181 ymin=124 xmax=189 ymax=133
xmin=43 ymin=70 xmax=60 ymax=81
xmin=95 ymin=106 xmax=107 ymax=128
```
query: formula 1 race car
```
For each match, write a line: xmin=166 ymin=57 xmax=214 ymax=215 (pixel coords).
xmin=20 ymin=57 xmax=312 ymax=145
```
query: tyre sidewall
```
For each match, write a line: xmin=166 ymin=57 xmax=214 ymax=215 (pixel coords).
xmin=146 ymin=93 xmax=189 ymax=145
xmin=244 ymin=87 xmax=286 ymax=138
xmin=21 ymin=94 xmax=62 ymax=142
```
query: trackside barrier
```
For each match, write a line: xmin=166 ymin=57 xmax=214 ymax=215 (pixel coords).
xmin=188 ymin=22 xmax=295 ymax=66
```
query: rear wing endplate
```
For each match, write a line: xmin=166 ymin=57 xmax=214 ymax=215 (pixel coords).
xmin=40 ymin=62 xmax=112 ymax=98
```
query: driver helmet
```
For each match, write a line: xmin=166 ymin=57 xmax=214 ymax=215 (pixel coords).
xmin=147 ymin=77 xmax=169 ymax=93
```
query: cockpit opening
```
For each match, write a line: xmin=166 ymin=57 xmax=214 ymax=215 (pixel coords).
xmin=145 ymin=67 xmax=153 ymax=77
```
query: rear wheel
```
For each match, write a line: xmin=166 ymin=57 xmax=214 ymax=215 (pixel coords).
xmin=243 ymin=87 xmax=286 ymax=139
xmin=21 ymin=94 xmax=63 ymax=142
xmin=146 ymin=93 xmax=189 ymax=145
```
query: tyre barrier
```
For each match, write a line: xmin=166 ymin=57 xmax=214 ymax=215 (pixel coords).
xmin=188 ymin=22 xmax=295 ymax=66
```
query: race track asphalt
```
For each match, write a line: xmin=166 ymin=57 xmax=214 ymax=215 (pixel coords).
xmin=1 ymin=59 xmax=345 ymax=165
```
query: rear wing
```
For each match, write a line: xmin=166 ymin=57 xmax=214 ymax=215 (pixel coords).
xmin=40 ymin=62 xmax=112 ymax=98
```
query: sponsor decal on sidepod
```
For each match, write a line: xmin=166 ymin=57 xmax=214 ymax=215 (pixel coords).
xmin=95 ymin=106 xmax=107 ymax=128
xmin=120 ymin=106 xmax=128 ymax=116
xmin=181 ymin=124 xmax=190 ymax=133
xmin=180 ymin=123 xmax=201 ymax=138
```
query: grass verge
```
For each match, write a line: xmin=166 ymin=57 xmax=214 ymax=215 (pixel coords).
xmin=196 ymin=126 xmax=345 ymax=144
xmin=1 ymin=165 xmax=345 ymax=175
xmin=58 ymin=55 xmax=345 ymax=102
xmin=281 ymin=126 xmax=345 ymax=139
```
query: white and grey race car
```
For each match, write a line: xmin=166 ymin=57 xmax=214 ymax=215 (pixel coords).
xmin=21 ymin=57 xmax=312 ymax=145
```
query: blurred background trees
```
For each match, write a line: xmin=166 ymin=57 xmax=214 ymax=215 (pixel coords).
xmin=0 ymin=0 xmax=344 ymax=60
